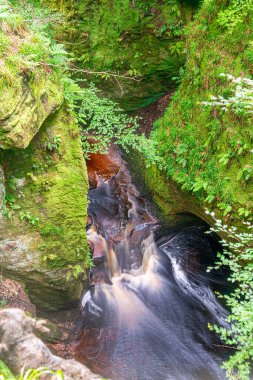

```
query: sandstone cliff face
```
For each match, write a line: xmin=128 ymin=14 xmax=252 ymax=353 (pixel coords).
xmin=0 ymin=28 xmax=89 ymax=310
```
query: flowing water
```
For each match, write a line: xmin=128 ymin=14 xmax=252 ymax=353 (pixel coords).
xmin=75 ymin=146 xmax=229 ymax=380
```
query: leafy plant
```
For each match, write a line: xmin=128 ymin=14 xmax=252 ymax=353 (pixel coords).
xmin=0 ymin=360 xmax=15 ymax=380
xmin=217 ymin=0 xmax=253 ymax=33
xmin=38 ymin=180 xmax=51 ymax=192
xmin=3 ymin=193 xmax=21 ymax=220
xmin=238 ymin=207 xmax=251 ymax=218
xmin=217 ymin=202 xmax=233 ymax=216
xmin=19 ymin=211 xmax=40 ymax=227
xmin=63 ymin=79 xmax=164 ymax=165
xmin=169 ymin=41 xmax=184 ymax=56
xmin=237 ymin=165 xmax=252 ymax=182
xmin=18 ymin=367 xmax=64 ymax=380
xmin=0 ymin=1 xmax=24 ymax=31
xmin=218 ymin=152 xmax=234 ymax=167
xmin=86 ymin=250 xmax=95 ymax=270
xmin=66 ymin=264 xmax=84 ymax=281
xmin=191 ymin=177 xmax=208 ymax=192
xmin=0 ymin=365 xmax=64 ymax=380
xmin=201 ymin=73 xmax=253 ymax=115
xmin=206 ymin=210 xmax=253 ymax=380
xmin=44 ymin=136 xmax=62 ymax=152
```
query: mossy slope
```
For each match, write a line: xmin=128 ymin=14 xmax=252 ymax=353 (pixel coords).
xmin=145 ymin=0 xmax=252 ymax=226
xmin=41 ymin=0 xmax=197 ymax=109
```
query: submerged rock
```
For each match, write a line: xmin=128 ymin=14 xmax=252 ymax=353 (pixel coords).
xmin=0 ymin=308 xmax=101 ymax=380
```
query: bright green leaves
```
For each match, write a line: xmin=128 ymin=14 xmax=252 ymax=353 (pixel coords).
xmin=206 ymin=211 xmax=253 ymax=380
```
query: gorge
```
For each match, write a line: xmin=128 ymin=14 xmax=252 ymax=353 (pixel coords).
xmin=0 ymin=0 xmax=252 ymax=379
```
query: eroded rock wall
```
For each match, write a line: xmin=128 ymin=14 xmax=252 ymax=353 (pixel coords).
xmin=0 ymin=103 xmax=89 ymax=310
xmin=0 ymin=17 xmax=89 ymax=310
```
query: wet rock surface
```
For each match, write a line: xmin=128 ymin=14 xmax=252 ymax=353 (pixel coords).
xmin=74 ymin=143 xmax=229 ymax=380
xmin=0 ymin=308 xmax=101 ymax=380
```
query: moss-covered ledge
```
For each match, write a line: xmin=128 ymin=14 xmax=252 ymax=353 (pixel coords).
xmin=127 ymin=151 xmax=209 ymax=222
xmin=0 ymin=75 xmax=63 ymax=149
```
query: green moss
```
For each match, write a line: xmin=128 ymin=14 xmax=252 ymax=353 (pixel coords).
xmin=127 ymin=150 xmax=209 ymax=225
xmin=0 ymin=65 xmax=63 ymax=150
xmin=149 ymin=0 xmax=253 ymax=224
xmin=41 ymin=0 xmax=197 ymax=109
xmin=2 ymin=105 xmax=89 ymax=269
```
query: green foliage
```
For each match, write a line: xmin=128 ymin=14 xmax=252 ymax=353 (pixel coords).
xmin=0 ymin=360 xmax=15 ymax=380
xmin=3 ymin=193 xmax=21 ymax=219
xmin=86 ymin=249 xmax=95 ymax=270
xmin=151 ymin=70 xmax=252 ymax=222
xmin=63 ymin=77 xmax=164 ymax=163
xmin=0 ymin=0 xmax=24 ymax=30
xmin=44 ymin=135 xmax=62 ymax=152
xmin=217 ymin=0 xmax=253 ymax=33
xmin=19 ymin=210 xmax=40 ymax=227
xmin=38 ymin=180 xmax=52 ymax=192
xmin=206 ymin=211 xmax=253 ymax=380
xmin=37 ymin=0 xmax=188 ymax=110
xmin=169 ymin=41 xmax=184 ymax=56
xmin=73 ymin=84 xmax=140 ymax=156
xmin=0 ymin=0 xmax=69 ymax=82
xmin=40 ymin=224 xmax=63 ymax=237
xmin=12 ymin=367 xmax=64 ymax=380
xmin=66 ymin=264 xmax=84 ymax=281
xmin=237 ymin=165 xmax=252 ymax=183
xmin=0 ymin=33 xmax=9 ymax=54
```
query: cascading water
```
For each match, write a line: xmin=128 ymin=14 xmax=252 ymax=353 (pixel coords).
xmin=75 ymin=146 xmax=229 ymax=380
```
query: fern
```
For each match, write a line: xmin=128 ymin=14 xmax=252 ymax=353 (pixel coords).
xmin=217 ymin=0 xmax=253 ymax=33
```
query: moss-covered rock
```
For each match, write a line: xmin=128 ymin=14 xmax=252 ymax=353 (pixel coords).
xmin=0 ymin=3 xmax=89 ymax=310
xmin=41 ymin=0 xmax=197 ymax=109
xmin=144 ymin=0 xmax=253 ymax=226
xmin=0 ymin=76 xmax=63 ymax=149
xmin=0 ymin=106 xmax=89 ymax=311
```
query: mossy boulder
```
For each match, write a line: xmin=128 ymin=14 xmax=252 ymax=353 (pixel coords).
xmin=0 ymin=76 xmax=63 ymax=149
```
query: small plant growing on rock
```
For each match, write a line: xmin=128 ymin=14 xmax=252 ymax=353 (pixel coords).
xmin=19 ymin=210 xmax=40 ymax=227
xmin=66 ymin=264 xmax=84 ymax=281
xmin=3 ymin=194 xmax=21 ymax=220
xmin=44 ymin=135 xmax=62 ymax=152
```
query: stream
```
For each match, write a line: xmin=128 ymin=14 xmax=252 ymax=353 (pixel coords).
xmin=74 ymin=145 xmax=229 ymax=380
